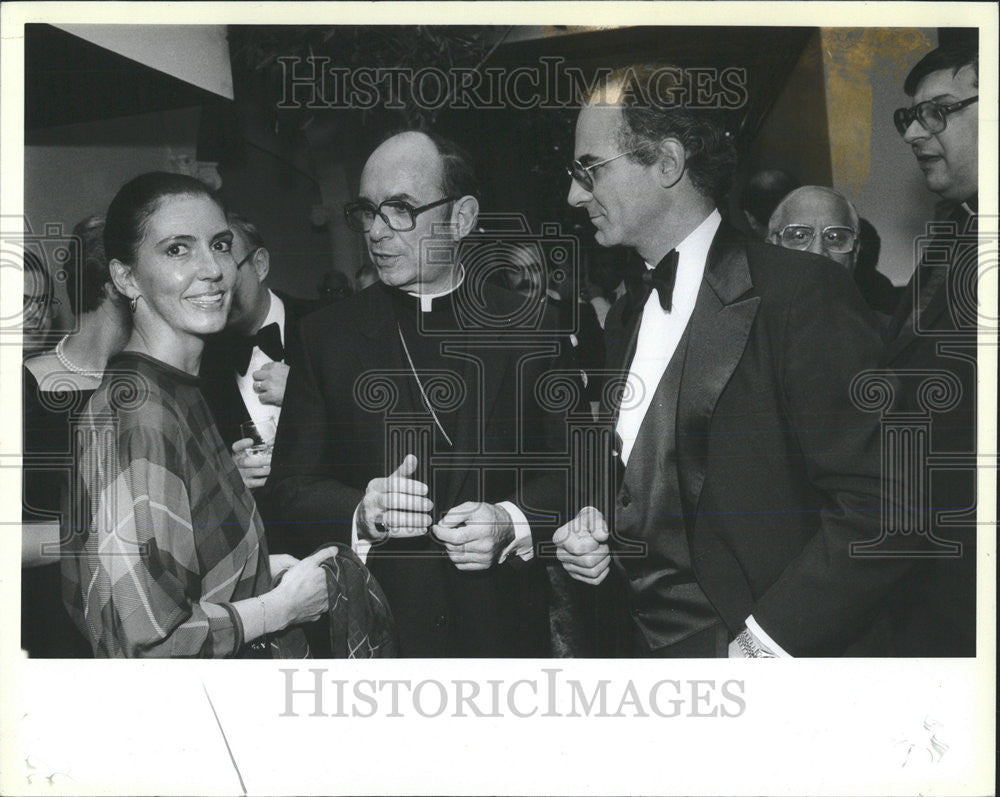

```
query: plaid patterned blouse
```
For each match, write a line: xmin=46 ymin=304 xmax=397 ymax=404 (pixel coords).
xmin=62 ymin=352 xmax=272 ymax=657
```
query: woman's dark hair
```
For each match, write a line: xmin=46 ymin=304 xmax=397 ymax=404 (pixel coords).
xmin=67 ymin=214 xmax=123 ymax=317
xmin=593 ymin=64 xmax=738 ymax=202
xmin=103 ymin=172 xmax=224 ymax=266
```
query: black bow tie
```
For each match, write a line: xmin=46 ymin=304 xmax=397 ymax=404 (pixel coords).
xmin=623 ymin=249 xmax=679 ymax=324
xmin=234 ymin=322 xmax=284 ymax=376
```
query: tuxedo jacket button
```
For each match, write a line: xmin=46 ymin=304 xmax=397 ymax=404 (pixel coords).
xmin=435 ymin=614 xmax=447 ymax=628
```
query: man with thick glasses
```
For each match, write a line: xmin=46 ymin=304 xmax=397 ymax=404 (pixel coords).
xmin=266 ymin=130 xmax=560 ymax=656
xmin=767 ymin=185 xmax=901 ymax=316
xmin=879 ymin=40 xmax=979 ymax=656
xmin=554 ymin=64 xmax=907 ymax=657
xmin=199 ymin=214 xmax=316 ymax=500
xmin=768 ymin=186 xmax=860 ymax=271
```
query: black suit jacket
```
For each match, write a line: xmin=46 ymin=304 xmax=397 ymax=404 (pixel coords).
xmin=199 ymin=290 xmax=314 ymax=449
xmin=877 ymin=202 xmax=977 ymax=656
xmin=604 ymin=223 xmax=909 ymax=656
xmin=265 ymin=281 xmax=567 ymax=656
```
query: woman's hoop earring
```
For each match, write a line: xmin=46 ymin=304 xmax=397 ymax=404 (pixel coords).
xmin=129 ymin=295 xmax=141 ymax=313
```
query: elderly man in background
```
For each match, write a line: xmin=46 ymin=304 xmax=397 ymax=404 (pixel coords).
xmin=768 ymin=185 xmax=900 ymax=315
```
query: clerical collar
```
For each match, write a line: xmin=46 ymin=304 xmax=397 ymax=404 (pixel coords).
xmin=405 ymin=266 xmax=465 ymax=312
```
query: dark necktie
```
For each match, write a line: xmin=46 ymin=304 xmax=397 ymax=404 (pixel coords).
xmin=234 ymin=322 xmax=284 ymax=376
xmin=623 ymin=249 xmax=679 ymax=325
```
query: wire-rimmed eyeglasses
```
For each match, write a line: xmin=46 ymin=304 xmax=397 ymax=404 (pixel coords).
xmin=774 ymin=224 xmax=858 ymax=255
xmin=566 ymin=147 xmax=646 ymax=192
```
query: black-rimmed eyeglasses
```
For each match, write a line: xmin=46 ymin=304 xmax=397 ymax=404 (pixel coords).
xmin=893 ymin=95 xmax=978 ymax=136
xmin=566 ymin=147 xmax=645 ymax=192
xmin=343 ymin=196 xmax=456 ymax=233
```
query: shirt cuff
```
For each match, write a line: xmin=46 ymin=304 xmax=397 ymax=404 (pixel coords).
xmin=745 ymin=615 xmax=792 ymax=658
xmin=496 ymin=501 xmax=533 ymax=563
xmin=351 ymin=504 xmax=372 ymax=565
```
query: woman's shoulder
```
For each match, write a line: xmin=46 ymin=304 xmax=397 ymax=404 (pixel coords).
xmin=24 ymin=354 xmax=100 ymax=420
xmin=23 ymin=351 xmax=60 ymax=384
xmin=89 ymin=362 xmax=186 ymax=433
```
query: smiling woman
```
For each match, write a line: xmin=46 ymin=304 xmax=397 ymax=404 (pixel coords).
xmin=61 ymin=172 xmax=335 ymax=658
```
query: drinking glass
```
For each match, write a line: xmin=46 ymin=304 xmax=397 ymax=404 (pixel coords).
xmin=241 ymin=418 xmax=277 ymax=456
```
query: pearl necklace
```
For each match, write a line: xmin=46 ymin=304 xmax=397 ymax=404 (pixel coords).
xmin=55 ymin=336 xmax=103 ymax=379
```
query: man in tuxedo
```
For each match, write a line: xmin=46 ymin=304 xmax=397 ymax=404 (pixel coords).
xmin=266 ymin=131 xmax=563 ymax=657
xmin=879 ymin=40 xmax=979 ymax=655
xmin=504 ymin=242 xmax=605 ymax=410
xmin=553 ymin=64 xmax=908 ymax=657
xmin=767 ymin=186 xmax=901 ymax=316
xmin=199 ymin=214 xmax=315 ymax=512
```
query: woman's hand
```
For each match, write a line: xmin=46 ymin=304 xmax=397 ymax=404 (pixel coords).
xmin=268 ymin=547 xmax=338 ymax=628
xmin=268 ymin=553 xmax=299 ymax=580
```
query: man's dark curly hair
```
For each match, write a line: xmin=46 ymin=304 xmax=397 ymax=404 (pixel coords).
xmin=589 ymin=64 xmax=737 ymax=202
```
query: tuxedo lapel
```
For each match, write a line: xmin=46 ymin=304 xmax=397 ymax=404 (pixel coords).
xmin=281 ymin=299 xmax=304 ymax=367
xmin=199 ymin=337 xmax=251 ymax=446
xmin=603 ymin=299 xmax=643 ymax=426
xmin=677 ymin=229 xmax=760 ymax=518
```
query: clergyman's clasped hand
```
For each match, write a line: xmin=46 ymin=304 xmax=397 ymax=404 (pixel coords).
xmin=432 ymin=502 xmax=515 ymax=571
xmin=357 ymin=454 xmax=434 ymax=541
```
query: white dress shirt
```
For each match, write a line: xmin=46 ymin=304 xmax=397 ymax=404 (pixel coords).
xmin=616 ymin=209 xmax=720 ymax=465
xmin=613 ymin=210 xmax=791 ymax=657
xmin=236 ymin=289 xmax=285 ymax=434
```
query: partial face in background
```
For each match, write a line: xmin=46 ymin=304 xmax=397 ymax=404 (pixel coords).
xmin=122 ymin=194 xmax=235 ymax=344
xmin=568 ymin=104 xmax=664 ymax=255
xmin=225 ymin=227 xmax=269 ymax=334
xmin=358 ymin=132 xmax=458 ymax=294
xmin=22 ymin=264 xmax=55 ymax=353
xmin=902 ymin=64 xmax=978 ymax=201
xmin=768 ymin=187 xmax=859 ymax=271
xmin=504 ymin=245 xmax=546 ymax=300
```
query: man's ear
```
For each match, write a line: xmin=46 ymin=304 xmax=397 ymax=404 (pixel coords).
xmin=252 ymin=247 xmax=271 ymax=283
xmin=657 ymin=138 xmax=687 ymax=190
xmin=450 ymin=196 xmax=480 ymax=240
xmin=109 ymin=259 xmax=137 ymax=302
